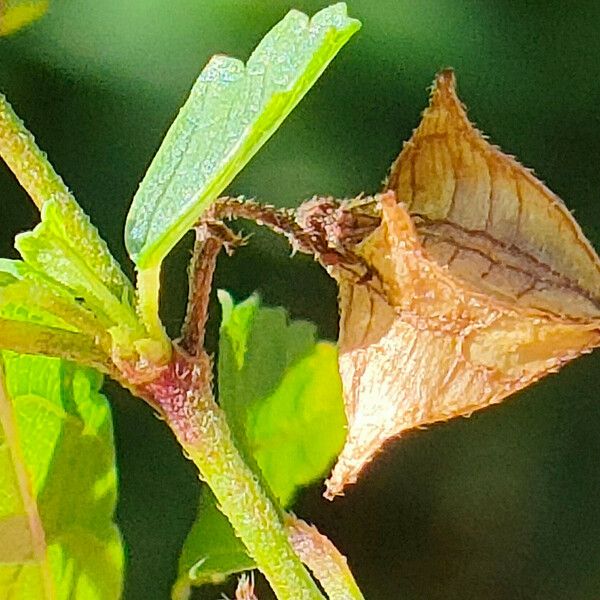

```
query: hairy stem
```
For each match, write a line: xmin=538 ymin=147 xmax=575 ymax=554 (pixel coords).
xmin=181 ymin=230 xmax=222 ymax=356
xmin=204 ymin=196 xmax=376 ymax=274
xmin=188 ymin=197 xmax=368 ymax=599
xmin=286 ymin=516 xmax=364 ymax=600
xmin=206 ymin=197 xmax=303 ymax=245
xmin=140 ymin=350 xmax=324 ymax=600
xmin=0 ymin=93 xmax=72 ymax=210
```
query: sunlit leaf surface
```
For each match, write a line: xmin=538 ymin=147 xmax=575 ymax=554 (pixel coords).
xmin=0 ymin=0 xmax=48 ymax=36
xmin=15 ymin=197 xmax=138 ymax=334
xmin=173 ymin=292 xmax=345 ymax=596
xmin=125 ymin=3 xmax=360 ymax=269
xmin=0 ymin=91 xmax=146 ymax=364
xmin=4 ymin=192 xmax=152 ymax=367
xmin=0 ymin=260 xmax=112 ymax=370
xmin=325 ymin=72 xmax=600 ymax=497
xmin=0 ymin=353 xmax=123 ymax=599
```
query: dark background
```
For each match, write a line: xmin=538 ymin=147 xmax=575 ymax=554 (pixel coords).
xmin=1 ymin=1 xmax=600 ymax=599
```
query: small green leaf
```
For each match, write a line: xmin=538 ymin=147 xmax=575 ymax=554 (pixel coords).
xmin=247 ymin=341 xmax=345 ymax=506
xmin=0 ymin=260 xmax=112 ymax=368
xmin=172 ymin=487 xmax=254 ymax=598
xmin=217 ymin=290 xmax=256 ymax=370
xmin=218 ymin=291 xmax=345 ymax=504
xmin=0 ymin=259 xmax=108 ymax=339
xmin=0 ymin=319 xmax=110 ymax=370
xmin=0 ymin=0 xmax=48 ymax=36
xmin=217 ymin=291 xmax=317 ymax=468
xmin=31 ymin=198 xmax=134 ymax=304
xmin=125 ymin=3 xmax=360 ymax=269
xmin=0 ymin=353 xmax=124 ymax=599
xmin=0 ymin=89 xmax=146 ymax=355
xmin=173 ymin=293 xmax=346 ymax=595
xmin=0 ymin=87 xmax=157 ymax=361
xmin=15 ymin=196 xmax=143 ymax=340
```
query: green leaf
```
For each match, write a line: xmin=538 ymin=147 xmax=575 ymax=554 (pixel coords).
xmin=0 ymin=86 xmax=154 ymax=361
xmin=0 ymin=259 xmax=107 ymax=337
xmin=0 ymin=260 xmax=112 ymax=368
xmin=217 ymin=291 xmax=318 ymax=467
xmin=0 ymin=352 xmax=123 ymax=599
xmin=173 ymin=293 xmax=345 ymax=595
xmin=15 ymin=196 xmax=143 ymax=341
xmin=0 ymin=0 xmax=48 ymax=36
xmin=125 ymin=3 xmax=360 ymax=269
xmin=0 ymin=319 xmax=111 ymax=371
xmin=247 ymin=341 xmax=345 ymax=506
xmin=171 ymin=487 xmax=254 ymax=599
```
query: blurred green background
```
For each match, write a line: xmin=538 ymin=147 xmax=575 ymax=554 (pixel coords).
xmin=1 ymin=1 xmax=600 ymax=598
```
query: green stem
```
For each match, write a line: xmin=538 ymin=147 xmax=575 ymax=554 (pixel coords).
xmin=136 ymin=266 xmax=172 ymax=362
xmin=143 ymin=352 xmax=324 ymax=600
xmin=0 ymin=93 xmax=72 ymax=210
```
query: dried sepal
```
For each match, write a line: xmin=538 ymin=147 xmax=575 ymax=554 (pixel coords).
xmin=286 ymin=516 xmax=363 ymax=599
xmin=234 ymin=573 xmax=258 ymax=600
xmin=387 ymin=69 xmax=600 ymax=319
xmin=325 ymin=71 xmax=600 ymax=497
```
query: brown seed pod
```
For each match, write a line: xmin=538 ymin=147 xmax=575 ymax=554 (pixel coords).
xmin=324 ymin=71 xmax=600 ymax=498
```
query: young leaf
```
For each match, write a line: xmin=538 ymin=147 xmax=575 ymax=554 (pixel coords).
xmin=125 ymin=3 xmax=361 ymax=269
xmin=173 ymin=293 xmax=346 ymax=595
xmin=0 ymin=261 xmax=76 ymax=331
xmin=246 ymin=341 xmax=345 ymax=506
xmin=172 ymin=487 xmax=254 ymax=599
xmin=15 ymin=196 xmax=144 ymax=343
xmin=0 ymin=259 xmax=108 ymax=338
xmin=0 ymin=260 xmax=112 ymax=369
xmin=218 ymin=291 xmax=346 ymax=503
xmin=0 ymin=87 xmax=151 ymax=357
xmin=325 ymin=72 xmax=600 ymax=497
xmin=0 ymin=319 xmax=110 ymax=371
xmin=0 ymin=352 xmax=123 ymax=599
xmin=217 ymin=291 xmax=317 ymax=467
xmin=0 ymin=91 xmax=148 ymax=357
xmin=0 ymin=88 xmax=124 ymax=335
xmin=0 ymin=0 xmax=48 ymax=36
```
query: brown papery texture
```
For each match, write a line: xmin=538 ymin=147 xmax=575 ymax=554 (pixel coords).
xmin=234 ymin=574 xmax=258 ymax=600
xmin=324 ymin=71 xmax=600 ymax=498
